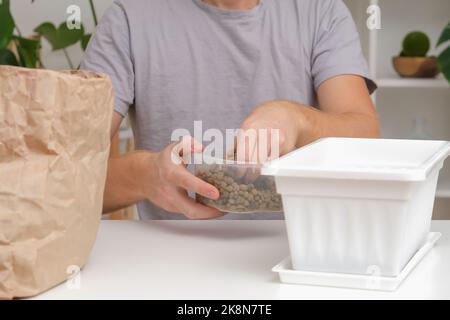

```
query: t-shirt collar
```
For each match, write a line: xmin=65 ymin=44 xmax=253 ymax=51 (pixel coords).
xmin=192 ymin=0 xmax=266 ymax=20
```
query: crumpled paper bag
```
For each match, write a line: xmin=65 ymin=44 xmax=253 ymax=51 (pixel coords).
xmin=0 ymin=66 xmax=114 ymax=299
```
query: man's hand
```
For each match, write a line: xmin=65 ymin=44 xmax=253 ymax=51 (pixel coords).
xmin=141 ymin=136 xmax=224 ymax=219
xmin=236 ymin=75 xmax=380 ymax=162
xmin=237 ymin=101 xmax=301 ymax=163
xmin=136 ymin=137 xmax=223 ymax=219
xmin=103 ymin=127 xmax=223 ymax=219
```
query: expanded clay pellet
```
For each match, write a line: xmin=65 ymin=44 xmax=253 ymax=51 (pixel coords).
xmin=196 ymin=167 xmax=283 ymax=213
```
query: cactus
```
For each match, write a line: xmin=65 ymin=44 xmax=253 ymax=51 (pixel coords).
xmin=401 ymin=31 xmax=431 ymax=57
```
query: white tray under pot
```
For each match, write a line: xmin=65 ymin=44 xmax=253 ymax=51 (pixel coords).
xmin=272 ymin=232 xmax=441 ymax=292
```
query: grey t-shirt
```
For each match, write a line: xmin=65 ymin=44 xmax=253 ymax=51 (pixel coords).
xmin=81 ymin=0 xmax=376 ymax=220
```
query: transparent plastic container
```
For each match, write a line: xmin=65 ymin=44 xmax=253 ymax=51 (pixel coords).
xmin=194 ymin=156 xmax=282 ymax=213
xmin=262 ymin=138 xmax=450 ymax=277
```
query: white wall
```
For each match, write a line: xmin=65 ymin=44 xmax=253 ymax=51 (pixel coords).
xmin=11 ymin=0 xmax=115 ymax=70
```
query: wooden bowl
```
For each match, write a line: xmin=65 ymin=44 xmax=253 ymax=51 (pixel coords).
xmin=392 ymin=56 xmax=440 ymax=78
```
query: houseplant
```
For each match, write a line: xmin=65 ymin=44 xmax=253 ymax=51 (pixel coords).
xmin=0 ymin=0 xmax=97 ymax=69
xmin=393 ymin=31 xmax=440 ymax=78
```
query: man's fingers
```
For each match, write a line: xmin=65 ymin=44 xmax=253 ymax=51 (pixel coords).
xmin=249 ymin=136 xmax=258 ymax=163
xmin=236 ymin=128 xmax=280 ymax=163
xmin=174 ymin=168 xmax=220 ymax=200
xmin=171 ymin=136 xmax=204 ymax=165
xmin=236 ymin=131 xmax=246 ymax=163
xmin=236 ymin=128 xmax=258 ymax=163
xmin=181 ymin=135 xmax=204 ymax=155
xmin=175 ymin=191 xmax=225 ymax=220
xmin=268 ymin=128 xmax=283 ymax=161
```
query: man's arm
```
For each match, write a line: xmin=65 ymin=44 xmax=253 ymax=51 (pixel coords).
xmin=102 ymin=113 xmax=149 ymax=213
xmin=296 ymin=74 xmax=380 ymax=146
xmin=237 ymin=75 xmax=380 ymax=162
xmin=102 ymin=112 xmax=222 ymax=219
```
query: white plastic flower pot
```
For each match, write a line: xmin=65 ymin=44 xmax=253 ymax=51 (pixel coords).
xmin=262 ymin=138 xmax=450 ymax=277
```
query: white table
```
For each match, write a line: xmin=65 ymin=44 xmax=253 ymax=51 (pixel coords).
xmin=34 ymin=220 xmax=450 ymax=300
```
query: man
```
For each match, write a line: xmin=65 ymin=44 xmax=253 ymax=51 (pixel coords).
xmin=81 ymin=0 xmax=379 ymax=220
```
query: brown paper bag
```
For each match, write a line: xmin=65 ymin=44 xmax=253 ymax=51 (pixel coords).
xmin=0 ymin=66 xmax=114 ymax=299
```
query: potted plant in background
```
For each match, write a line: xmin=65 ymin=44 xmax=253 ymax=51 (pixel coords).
xmin=0 ymin=0 xmax=96 ymax=69
xmin=393 ymin=22 xmax=450 ymax=83
xmin=393 ymin=31 xmax=440 ymax=78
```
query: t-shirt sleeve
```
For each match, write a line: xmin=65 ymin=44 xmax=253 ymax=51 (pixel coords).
xmin=80 ymin=2 xmax=134 ymax=117
xmin=311 ymin=0 xmax=377 ymax=94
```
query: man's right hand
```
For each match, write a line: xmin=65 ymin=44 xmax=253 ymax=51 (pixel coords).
xmin=138 ymin=136 xmax=224 ymax=220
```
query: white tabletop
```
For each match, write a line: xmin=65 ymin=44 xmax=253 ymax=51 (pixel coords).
xmin=34 ymin=220 xmax=450 ymax=300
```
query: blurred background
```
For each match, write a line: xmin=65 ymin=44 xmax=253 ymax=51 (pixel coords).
xmin=3 ymin=0 xmax=450 ymax=219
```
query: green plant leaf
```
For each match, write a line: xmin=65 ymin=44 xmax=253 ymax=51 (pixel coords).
xmin=438 ymin=45 xmax=450 ymax=83
xmin=437 ymin=21 xmax=450 ymax=47
xmin=81 ymin=33 xmax=92 ymax=51
xmin=34 ymin=22 xmax=84 ymax=51
xmin=0 ymin=0 xmax=15 ymax=49
xmin=13 ymin=36 xmax=41 ymax=68
xmin=0 ymin=48 xmax=19 ymax=66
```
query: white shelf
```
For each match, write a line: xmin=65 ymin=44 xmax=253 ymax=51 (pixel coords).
xmin=377 ymin=77 xmax=449 ymax=89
